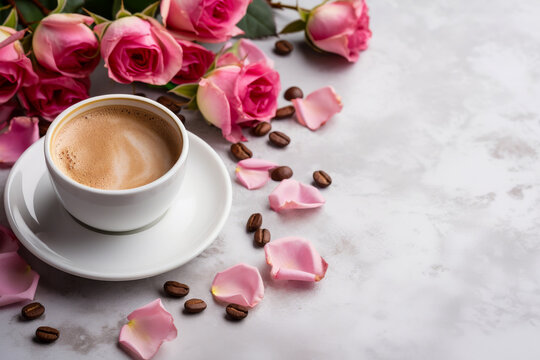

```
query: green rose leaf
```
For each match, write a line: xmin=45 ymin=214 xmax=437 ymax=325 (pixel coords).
xmin=2 ymin=8 xmax=18 ymax=29
xmin=280 ymin=19 xmax=306 ymax=34
xmin=237 ymin=0 xmax=277 ymax=39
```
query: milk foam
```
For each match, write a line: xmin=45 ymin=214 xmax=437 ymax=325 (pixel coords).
xmin=52 ymin=105 xmax=182 ymax=190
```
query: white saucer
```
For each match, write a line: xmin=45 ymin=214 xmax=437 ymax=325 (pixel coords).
xmin=4 ymin=133 xmax=232 ymax=281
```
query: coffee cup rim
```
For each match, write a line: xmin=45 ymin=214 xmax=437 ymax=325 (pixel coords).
xmin=44 ymin=94 xmax=189 ymax=195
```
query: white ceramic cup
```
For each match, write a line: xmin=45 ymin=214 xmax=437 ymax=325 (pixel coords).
xmin=44 ymin=94 xmax=189 ymax=232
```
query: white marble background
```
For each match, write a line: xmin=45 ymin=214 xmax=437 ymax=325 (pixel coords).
xmin=2 ymin=0 xmax=540 ymax=359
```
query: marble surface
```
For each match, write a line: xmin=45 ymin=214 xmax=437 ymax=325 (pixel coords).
xmin=2 ymin=1 xmax=540 ymax=359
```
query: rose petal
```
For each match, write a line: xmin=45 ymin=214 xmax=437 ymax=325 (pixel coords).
xmin=0 ymin=226 xmax=18 ymax=253
xmin=0 ymin=252 xmax=39 ymax=307
xmin=211 ymin=263 xmax=264 ymax=308
xmin=0 ymin=117 xmax=39 ymax=166
xmin=119 ymin=299 xmax=177 ymax=360
xmin=235 ymin=158 xmax=278 ymax=190
xmin=264 ymin=237 xmax=328 ymax=281
xmin=292 ymin=86 xmax=343 ymax=130
xmin=268 ymin=179 xmax=325 ymax=212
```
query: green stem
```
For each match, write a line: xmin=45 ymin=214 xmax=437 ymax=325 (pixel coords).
xmin=268 ymin=1 xmax=308 ymax=12
xmin=30 ymin=0 xmax=50 ymax=15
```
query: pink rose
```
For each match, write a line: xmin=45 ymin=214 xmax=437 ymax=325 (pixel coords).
xmin=33 ymin=14 xmax=99 ymax=78
xmin=172 ymin=40 xmax=215 ymax=85
xmin=216 ymin=39 xmax=273 ymax=68
xmin=306 ymin=0 xmax=371 ymax=62
xmin=18 ymin=72 xmax=90 ymax=121
xmin=97 ymin=16 xmax=182 ymax=85
xmin=197 ymin=62 xmax=280 ymax=142
xmin=161 ymin=0 xmax=251 ymax=43
xmin=0 ymin=27 xmax=38 ymax=104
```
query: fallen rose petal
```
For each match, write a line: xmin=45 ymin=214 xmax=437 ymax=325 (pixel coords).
xmin=268 ymin=179 xmax=325 ymax=212
xmin=0 ymin=226 xmax=18 ymax=253
xmin=0 ymin=252 xmax=39 ymax=307
xmin=119 ymin=299 xmax=177 ymax=360
xmin=211 ymin=263 xmax=264 ymax=308
xmin=292 ymin=86 xmax=343 ymax=130
xmin=236 ymin=158 xmax=278 ymax=190
xmin=0 ymin=117 xmax=39 ymax=166
xmin=264 ymin=237 xmax=328 ymax=281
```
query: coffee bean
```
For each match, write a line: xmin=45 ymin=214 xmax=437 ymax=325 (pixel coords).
xmin=251 ymin=122 xmax=272 ymax=136
xmin=313 ymin=170 xmax=332 ymax=188
xmin=157 ymin=95 xmax=181 ymax=113
xmin=274 ymin=40 xmax=293 ymax=55
xmin=231 ymin=142 xmax=252 ymax=160
xmin=284 ymin=87 xmax=303 ymax=101
xmin=254 ymin=228 xmax=270 ymax=247
xmin=270 ymin=166 xmax=293 ymax=181
xmin=246 ymin=213 xmax=262 ymax=232
xmin=164 ymin=281 xmax=189 ymax=298
xmin=134 ymin=92 xmax=147 ymax=97
xmin=35 ymin=326 xmax=59 ymax=343
xmin=176 ymin=113 xmax=186 ymax=125
xmin=274 ymin=106 xmax=295 ymax=119
xmin=226 ymin=303 xmax=249 ymax=320
xmin=184 ymin=298 xmax=207 ymax=314
xmin=269 ymin=131 xmax=290 ymax=148
xmin=21 ymin=302 xmax=45 ymax=320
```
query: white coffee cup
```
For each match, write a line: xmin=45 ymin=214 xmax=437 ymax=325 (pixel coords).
xmin=44 ymin=94 xmax=189 ymax=232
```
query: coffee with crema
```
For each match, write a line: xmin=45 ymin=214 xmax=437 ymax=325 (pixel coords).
xmin=52 ymin=105 xmax=182 ymax=190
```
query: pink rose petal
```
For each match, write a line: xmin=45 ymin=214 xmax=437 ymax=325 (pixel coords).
xmin=264 ymin=237 xmax=328 ymax=281
xmin=0 ymin=252 xmax=39 ymax=307
xmin=211 ymin=263 xmax=264 ymax=308
xmin=0 ymin=117 xmax=39 ymax=166
xmin=235 ymin=158 xmax=278 ymax=190
xmin=268 ymin=179 xmax=325 ymax=212
xmin=0 ymin=225 xmax=18 ymax=253
xmin=292 ymin=86 xmax=343 ymax=130
xmin=119 ymin=299 xmax=177 ymax=360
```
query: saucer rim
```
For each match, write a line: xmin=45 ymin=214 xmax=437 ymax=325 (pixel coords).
xmin=4 ymin=133 xmax=232 ymax=281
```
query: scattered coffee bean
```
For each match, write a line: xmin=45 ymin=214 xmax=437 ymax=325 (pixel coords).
xmin=184 ymin=298 xmax=207 ymax=314
xmin=134 ymin=92 xmax=147 ymax=97
xmin=270 ymin=166 xmax=293 ymax=181
xmin=164 ymin=281 xmax=190 ymax=298
xmin=38 ymin=119 xmax=50 ymax=137
xmin=269 ymin=131 xmax=290 ymax=148
xmin=231 ymin=142 xmax=252 ymax=160
xmin=21 ymin=302 xmax=45 ymax=320
xmin=177 ymin=113 xmax=186 ymax=125
xmin=252 ymin=122 xmax=272 ymax=136
xmin=157 ymin=95 xmax=182 ymax=113
xmin=274 ymin=40 xmax=293 ymax=56
xmin=254 ymin=228 xmax=271 ymax=247
xmin=35 ymin=326 xmax=59 ymax=343
xmin=246 ymin=213 xmax=262 ymax=232
xmin=313 ymin=170 xmax=332 ymax=188
xmin=274 ymin=105 xmax=295 ymax=119
xmin=226 ymin=303 xmax=249 ymax=321
xmin=284 ymin=86 xmax=303 ymax=101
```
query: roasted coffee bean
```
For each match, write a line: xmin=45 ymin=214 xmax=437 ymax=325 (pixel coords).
xmin=38 ymin=119 xmax=51 ymax=137
xmin=246 ymin=213 xmax=262 ymax=232
xmin=21 ymin=302 xmax=45 ymax=320
xmin=251 ymin=122 xmax=272 ymax=136
xmin=269 ymin=131 xmax=290 ymax=148
xmin=226 ymin=303 xmax=249 ymax=320
xmin=231 ymin=142 xmax=252 ymax=160
xmin=284 ymin=87 xmax=303 ymax=101
xmin=157 ymin=95 xmax=181 ymax=113
xmin=254 ymin=228 xmax=270 ymax=247
xmin=35 ymin=326 xmax=59 ymax=343
xmin=134 ymin=92 xmax=147 ymax=97
xmin=177 ymin=113 xmax=186 ymax=125
xmin=270 ymin=166 xmax=293 ymax=181
xmin=164 ymin=281 xmax=190 ymax=298
xmin=184 ymin=298 xmax=207 ymax=314
xmin=274 ymin=106 xmax=295 ymax=119
xmin=313 ymin=170 xmax=332 ymax=188
xmin=274 ymin=40 xmax=293 ymax=55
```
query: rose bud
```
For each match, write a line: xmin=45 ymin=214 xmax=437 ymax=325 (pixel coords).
xmin=33 ymin=14 xmax=99 ymax=78
xmin=172 ymin=40 xmax=215 ymax=85
xmin=97 ymin=16 xmax=182 ymax=85
xmin=161 ymin=0 xmax=251 ymax=43
xmin=306 ymin=0 xmax=371 ymax=62
xmin=0 ymin=27 xmax=38 ymax=104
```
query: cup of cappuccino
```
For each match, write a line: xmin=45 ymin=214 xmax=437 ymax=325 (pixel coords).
xmin=44 ymin=94 xmax=189 ymax=232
